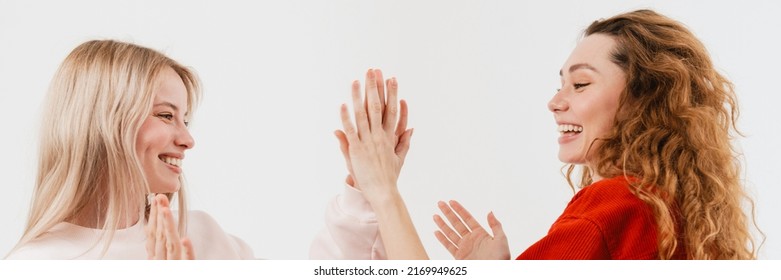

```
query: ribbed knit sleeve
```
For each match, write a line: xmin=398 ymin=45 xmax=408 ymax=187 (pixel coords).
xmin=517 ymin=216 xmax=610 ymax=259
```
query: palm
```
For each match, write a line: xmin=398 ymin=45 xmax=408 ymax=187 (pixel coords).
xmin=334 ymin=69 xmax=412 ymax=194
xmin=453 ymin=228 xmax=509 ymax=260
xmin=434 ymin=200 xmax=511 ymax=260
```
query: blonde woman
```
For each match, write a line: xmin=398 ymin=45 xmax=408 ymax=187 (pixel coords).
xmin=6 ymin=40 xmax=394 ymax=259
xmin=335 ymin=10 xmax=758 ymax=259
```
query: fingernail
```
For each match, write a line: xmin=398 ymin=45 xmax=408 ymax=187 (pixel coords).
xmin=367 ymin=69 xmax=374 ymax=79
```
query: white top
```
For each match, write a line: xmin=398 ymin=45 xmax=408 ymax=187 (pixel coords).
xmin=6 ymin=185 xmax=383 ymax=259
xmin=309 ymin=185 xmax=385 ymax=259
xmin=6 ymin=210 xmax=254 ymax=259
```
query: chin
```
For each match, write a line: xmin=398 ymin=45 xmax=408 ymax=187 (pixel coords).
xmin=150 ymin=181 xmax=180 ymax=194
xmin=558 ymin=153 xmax=586 ymax=165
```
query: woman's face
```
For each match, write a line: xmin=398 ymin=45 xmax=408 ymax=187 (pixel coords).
xmin=136 ymin=67 xmax=194 ymax=194
xmin=548 ymin=34 xmax=626 ymax=168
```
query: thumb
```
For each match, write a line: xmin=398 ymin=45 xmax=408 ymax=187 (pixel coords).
xmin=487 ymin=211 xmax=506 ymax=239
xmin=334 ymin=130 xmax=350 ymax=159
xmin=345 ymin=174 xmax=356 ymax=188
xmin=181 ymin=237 xmax=195 ymax=260
xmin=395 ymin=128 xmax=413 ymax=159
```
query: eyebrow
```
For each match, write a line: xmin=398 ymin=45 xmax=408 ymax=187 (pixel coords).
xmin=559 ymin=63 xmax=599 ymax=76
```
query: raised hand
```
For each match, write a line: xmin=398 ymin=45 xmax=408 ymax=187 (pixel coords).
xmin=336 ymin=68 xmax=412 ymax=199
xmin=145 ymin=194 xmax=195 ymax=260
xmin=434 ymin=200 xmax=511 ymax=260
xmin=333 ymin=69 xmax=428 ymax=259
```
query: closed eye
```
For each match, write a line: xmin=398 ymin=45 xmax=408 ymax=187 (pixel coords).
xmin=157 ymin=113 xmax=174 ymax=121
xmin=574 ymin=83 xmax=590 ymax=90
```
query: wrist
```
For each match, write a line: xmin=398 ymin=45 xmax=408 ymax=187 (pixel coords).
xmin=363 ymin=184 xmax=402 ymax=211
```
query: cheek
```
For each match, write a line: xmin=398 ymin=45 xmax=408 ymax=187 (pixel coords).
xmin=590 ymin=85 xmax=623 ymax=132
xmin=136 ymin=120 xmax=167 ymax=159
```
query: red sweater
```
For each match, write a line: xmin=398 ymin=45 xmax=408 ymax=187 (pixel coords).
xmin=517 ymin=176 xmax=658 ymax=259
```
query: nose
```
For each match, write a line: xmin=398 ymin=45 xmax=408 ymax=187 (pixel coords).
xmin=175 ymin=125 xmax=195 ymax=150
xmin=548 ymin=90 xmax=569 ymax=113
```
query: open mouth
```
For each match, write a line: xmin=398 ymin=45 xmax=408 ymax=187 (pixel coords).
xmin=159 ymin=156 xmax=182 ymax=168
xmin=558 ymin=124 xmax=583 ymax=136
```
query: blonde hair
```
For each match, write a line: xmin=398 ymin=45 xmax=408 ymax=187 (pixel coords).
xmin=566 ymin=10 xmax=757 ymax=259
xmin=11 ymin=40 xmax=201 ymax=257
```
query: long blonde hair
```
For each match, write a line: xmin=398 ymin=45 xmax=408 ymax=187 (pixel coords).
xmin=11 ymin=40 xmax=201 ymax=256
xmin=567 ymin=10 xmax=757 ymax=259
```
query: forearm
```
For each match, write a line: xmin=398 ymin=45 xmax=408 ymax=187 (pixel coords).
xmin=368 ymin=187 xmax=429 ymax=260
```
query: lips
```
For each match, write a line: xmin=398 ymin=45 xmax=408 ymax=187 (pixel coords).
xmin=557 ymin=123 xmax=583 ymax=144
xmin=159 ymin=156 xmax=182 ymax=167
xmin=557 ymin=124 xmax=583 ymax=135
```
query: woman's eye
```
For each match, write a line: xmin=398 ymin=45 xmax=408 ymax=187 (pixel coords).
xmin=157 ymin=113 xmax=174 ymax=121
xmin=574 ymin=83 xmax=590 ymax=90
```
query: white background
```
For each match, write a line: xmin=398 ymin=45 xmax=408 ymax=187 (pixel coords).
xmin=1 ymin=0 xmax=779 ymax=260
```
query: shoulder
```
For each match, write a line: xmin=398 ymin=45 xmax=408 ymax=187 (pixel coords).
xmin=559 ymin=176 xmax=658 ymax=259
xmin=565 ymin=176 xmax=650 ymax=220
xmin=183 ymin=210 xmax=255 ymax=259
xmin=186 ymin=210 xmax=221 ymax=230
xmin=184 ymin=210 xmax=233 ymax=242
xmin=5 ymin=223 xmax=95 ymax=259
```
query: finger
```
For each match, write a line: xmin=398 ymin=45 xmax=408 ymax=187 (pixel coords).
xmin=374 ymin=69 xmax=386 ymax=122
xmin=340 ymin=104 xmax=360 ymax=144
xmin=145 ymin=195 xmax=157 ymax=259
xmin=433 ymin=213 xmax=461 ymax=245
xmin=345 ymin=174 xmax=356 ymax=188
xmin=383 ymin=77 xmax=398 ymax=132
xmin=438 ymin=200 xmax=471 ymax=237
xmin=364 ymin=69 xmax=382 ymax=132
xmin=163 ymin=205 xmax=182 ymax=259
xmin=434 ymin=230 xmax=459 ymax=258
xmin=449 ymin=200 xmax=483 ymax=233
xmin=350 ymin=81 xmax=370 ymax=140
xmin=395 ymin=128 xmax=413 ymax=160
xmin=362 ymin=69 xmax=386 ymax=124
xmin=394 ymin=99 xmax=408 ymax=137
xmin=181 ymin=237 xmax=195 ymax=260
xmin=154 ymin=196 xmax=167 ymax=259
xmin=488 ymin=211 xmax=506 ymax=239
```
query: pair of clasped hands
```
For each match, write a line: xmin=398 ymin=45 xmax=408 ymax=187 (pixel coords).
xmin=144 ymin=69 xmax=510 ymax=260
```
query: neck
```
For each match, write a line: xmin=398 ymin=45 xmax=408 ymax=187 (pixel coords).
xmin=585 ymin=163 xmax=605 ymax=183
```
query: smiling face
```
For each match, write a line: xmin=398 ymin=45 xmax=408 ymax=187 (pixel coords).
xmin=136 ymin=66 xmax=195 ymax=194
xmin=548 ymin=34 xmax=626 ymax=171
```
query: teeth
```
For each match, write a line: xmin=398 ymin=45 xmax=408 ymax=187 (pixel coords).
xmin=557 ymin=124 xmax=583 ymax=133
xmin=160 ymin=156 xmax=182 ymax=167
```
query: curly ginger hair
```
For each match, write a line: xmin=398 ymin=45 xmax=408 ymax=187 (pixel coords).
xmin=568 ymin=9 xmax=759 ymax=259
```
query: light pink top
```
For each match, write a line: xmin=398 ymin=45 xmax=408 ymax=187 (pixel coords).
xmin=6 ymin=185 xmax=383 ymax=259
xmin=309 ymin=185 xmax=385 ymax=259
xmin=6 ymin=210 xmax=253 ymax=259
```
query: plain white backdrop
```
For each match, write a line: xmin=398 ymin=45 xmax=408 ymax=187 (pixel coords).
xmin=1 ymin=0 xmax=779 ymax=259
